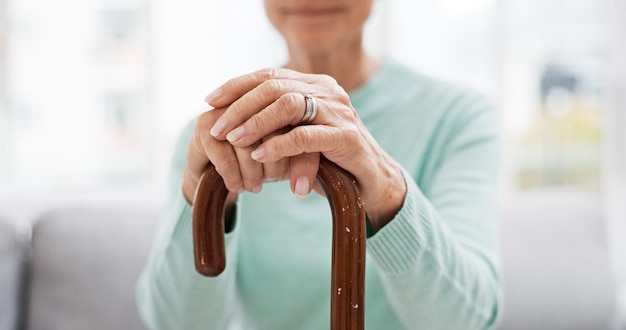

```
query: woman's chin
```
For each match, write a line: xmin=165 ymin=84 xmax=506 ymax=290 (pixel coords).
xmin=286 ymin=33 xmax=355 ymax=55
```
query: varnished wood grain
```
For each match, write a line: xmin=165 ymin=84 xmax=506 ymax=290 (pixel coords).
xmin=192 ymin=157 xmax=366 ymax=330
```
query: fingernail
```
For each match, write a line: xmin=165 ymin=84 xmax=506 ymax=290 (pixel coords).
xmin=226 ymin=126 xmax=245 ymax=142
xmin=205 ymin=88 xmax=222 ymax=104
xmin=294 ymin=177 xmax=310 ymax=199
xmin=264 ymin=177 xmax=279 ymax=182
xmin=210 ymin=118 xmax=227 ymax=137
xmin=251 ymin=147 xmax=266 ymax=161
xmin=250 ymin=184 xmax=263 ymax=194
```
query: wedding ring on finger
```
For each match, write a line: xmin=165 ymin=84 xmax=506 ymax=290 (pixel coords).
xmin=300 ymin=94 xmax=318 ymax=125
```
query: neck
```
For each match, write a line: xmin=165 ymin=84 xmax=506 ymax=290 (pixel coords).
xmin=283 ymin=38 xmax=380 ymax=92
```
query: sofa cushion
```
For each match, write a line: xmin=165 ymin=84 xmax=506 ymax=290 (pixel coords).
xmin=0 ymin=218 xmax=20 ymax=330
xmin=26 ymin=207 xmax=160 ymax=330
xmin=498 ymin=188 xmax=617 ymax=329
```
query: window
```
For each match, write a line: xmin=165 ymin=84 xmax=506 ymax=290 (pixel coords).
xmin=499 ymin=0 xmax=608 ymax=193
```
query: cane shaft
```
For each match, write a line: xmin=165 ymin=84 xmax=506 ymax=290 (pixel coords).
xmin=192 ymin=157 xmax=366 ymax=330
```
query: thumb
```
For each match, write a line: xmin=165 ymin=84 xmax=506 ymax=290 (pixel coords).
xmin=289 ymin=152 xmax=320 ymax=199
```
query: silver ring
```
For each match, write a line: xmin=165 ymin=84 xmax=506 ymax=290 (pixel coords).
xmin=300 ymin=94 xmax=318 ymax=124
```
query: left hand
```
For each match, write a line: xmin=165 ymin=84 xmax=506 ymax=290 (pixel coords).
xmin=205 ymin=68 xmax=406 ymax=231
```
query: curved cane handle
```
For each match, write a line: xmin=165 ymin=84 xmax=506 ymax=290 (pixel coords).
xmin=192 ymin=157 xmax=366 ymax=330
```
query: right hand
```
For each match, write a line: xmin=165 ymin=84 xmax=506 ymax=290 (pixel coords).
xmin=182 ymin=107 xmax=321 ymax=206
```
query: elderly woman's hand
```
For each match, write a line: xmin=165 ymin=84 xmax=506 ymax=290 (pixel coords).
xmin=204 ymin=68 xmax=406 ymax=231
xmin=182 ymin=106 xmax=320 ymax=208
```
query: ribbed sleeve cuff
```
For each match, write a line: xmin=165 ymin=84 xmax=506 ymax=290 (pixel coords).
xmin=367 ymin=167 xmax=432 ymax=275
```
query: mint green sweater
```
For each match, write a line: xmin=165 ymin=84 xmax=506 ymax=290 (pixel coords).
xmin=137 ymin=59 xmax=502 ymax=329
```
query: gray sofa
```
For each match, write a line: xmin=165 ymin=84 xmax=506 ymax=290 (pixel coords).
xmin=0 ymin=208 xmax=158 ymax=330
xmin=0 ymin=188 xmax=622 ymax=329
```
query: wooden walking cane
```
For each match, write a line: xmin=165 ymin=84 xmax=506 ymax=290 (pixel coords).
xmin=192 ymin=156 xmax=366 ymax=330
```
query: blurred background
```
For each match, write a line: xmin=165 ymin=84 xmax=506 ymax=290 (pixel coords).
xmin=0 ymin=0 xmax=624 ymax=329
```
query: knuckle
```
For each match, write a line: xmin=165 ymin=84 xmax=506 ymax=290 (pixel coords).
xmin=228 ymin=101 xmax=245 ymax=118
xmin=196 ymin=110 xmax=217 ymax=129
xmin=277 ymin=93 xmax=300 ymax=118
xmin=222 ymin=79 xmax=234 ymax=91
xmin=263 ymin=162 xmax=283 ymax=179
xmin=196 ymin=130 xmax=212 ymax=150
xmin=240 ymin=165 xmax=264 ymax=189
xmin=297 ymin=153 xmax=319 ymax=169
xmin=193 ymin=121 xmax=215 ymax=152
xmin=257 ymin=80 xmax=282 ymax=102
xmin=336 ymin=89 xmax=351 ymax=105
xmin=319 ymin=73 xmax=337 ymax=85
xmin=222 ymin=76 xmax=241 ymax=93
xmin=215 ymin=157 xmax=239 ymax=176
xmin=243 ymin=176 xmax=263 ymax=190
xmin=249 ymin=114 xmax=269 ymax=135
xmin=216 ymin=164 xmax=242 ymax=192
xmin=262 ymin=78 xmax=282 ymax=92
xmin=342 ymin=127 xmax=361 ymax=146
xmin=258 ymin=67 xmax=277 ymax=80
xmin=189 ymin=134 xmax=205 ymax=158
xmin=334 ymin=103 xmax=358 ymax=121
xmin=291 ymin=128 xmax=311 ymax=150
xmin=287 ymin=92 xmax=301 ymax=107
xmin=222 ymin=180 xmax=242 ymax=192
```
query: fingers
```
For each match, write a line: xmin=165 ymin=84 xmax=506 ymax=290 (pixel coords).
xmin=251 ymin=125 xmax=363 ymax=200
xmin=187 ymin=109 xmax=230 ymax=177
xmin=260 ymin=129 xmax=290 ymax=182
xmin=220 ymin=92 xmax=348 ymax=150
xmin=289 ymin=152 xmax=320 ymax=199
xmin=188 ymin=135 xmax=244 ymax=195
xmin=206 ymin=69 xmax=343 ymax=144
xmin=262 ymin=158 xmax=289 ymax=183
xmin=196 ymin=138 xmax=265 ymax=194
xmin=224 ymin=92 xmax=309 ymax=147
xmin=209 ymin=80 xmax=312 ymax=141
xmin=196 ymin=68 xmax=355 ymax=198
xmin=189 ymin=108 xmax=256 ymax=194
xmin=251 ymin=125 xmax=361 ymax=164
xmin=202 ymin=138 xmax=243 ymax=193
xmin=233 ymin=145 xmax=264 ymax=193
xmin=205 ymin=67 xmax=321 ymax=108
xmin=189 ymin=106 xmax=328 ymax=198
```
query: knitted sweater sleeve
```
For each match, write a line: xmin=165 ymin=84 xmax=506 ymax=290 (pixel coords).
xmin=367 ymin=95 xmax=502 ymax=329
xmin=136 ymin=120 xmax=240 ymax=330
